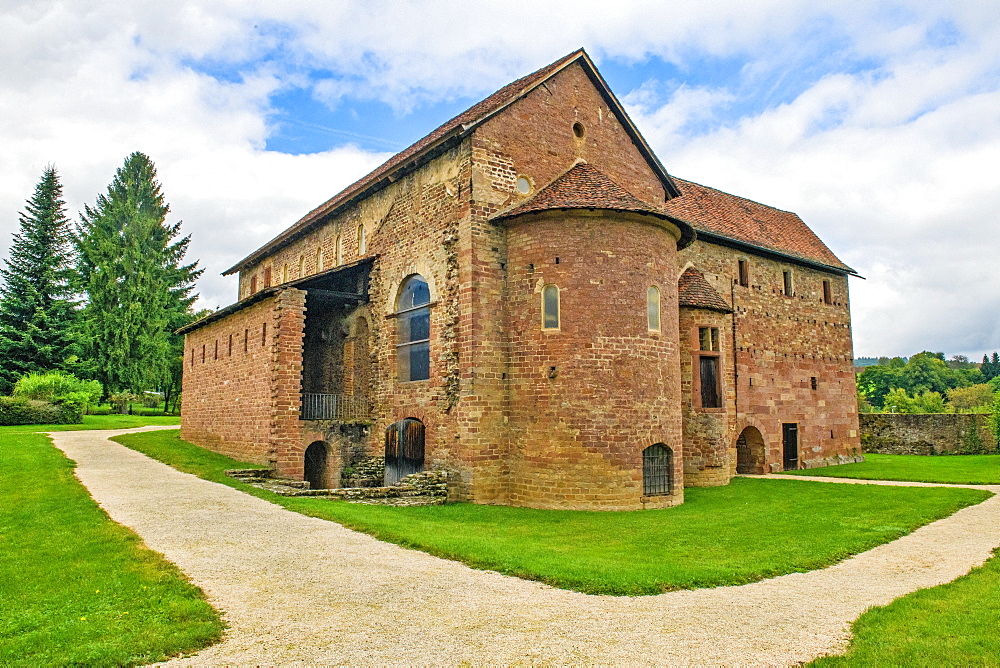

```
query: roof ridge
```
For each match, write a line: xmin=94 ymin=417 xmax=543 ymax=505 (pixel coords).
xmin=223 ymin=49 xmax=590 ymax=275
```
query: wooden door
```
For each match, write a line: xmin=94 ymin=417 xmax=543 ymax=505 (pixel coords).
xmin=385 ymin=418 xmax=425 ymax=485
xmin=782 ymin=423 xmax=799 ymax=471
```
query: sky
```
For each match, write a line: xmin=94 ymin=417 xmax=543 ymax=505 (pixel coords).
xmin=1 ymin=0 xmax=998 ymax=361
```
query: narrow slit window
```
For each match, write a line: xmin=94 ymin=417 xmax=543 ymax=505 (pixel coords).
xmin=335 ymin=235 xmax=343 ymax=266
xmin=298 ymin=255 xmax=305 ymax=278
xmin=738 ymin=259 xmax=749 ymax=287
xmin=282 ymin=263 xmax=288 ymax=284
xmin=228 ymin=333 xmax=233 ymax=356
xmin=261 ymin=322 xmax=267 ymax=347
xmin=316 ymin=247 xmax=324 ymax=272
xmin=823 ymin=280 xmax=832 ymax=305
xmin=783 ymin=270 xmax=793 ymax=297
xmin=263 ymin=266 xmax=272 ymax=288
xmin=647 ymin=286 xmax=661 ymax=331
xmin=249 ymin=275 xmax=257 ymax=294
xmin=542 ymin=285 xmax=560 ymax=330
xmin=357 ymin=224 xmax=366 ymax=255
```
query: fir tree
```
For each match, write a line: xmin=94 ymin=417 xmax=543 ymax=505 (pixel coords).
xmin=76 ymin=152 xmax=202 ymax=395
xmin=0 ymin=166 xmax=78 ymax=392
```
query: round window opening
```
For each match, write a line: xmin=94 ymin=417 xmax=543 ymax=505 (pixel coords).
xmin=572 ymin=121 xmax=585 ymax=138
xmin=516 ymin=176 xmax=531 ymax=194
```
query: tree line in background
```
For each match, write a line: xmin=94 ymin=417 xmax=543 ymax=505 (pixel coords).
xmin=857 ymin=351 xmax=1000 ymax=415
xmin=0 ymin=153 xmax=204 ymax=415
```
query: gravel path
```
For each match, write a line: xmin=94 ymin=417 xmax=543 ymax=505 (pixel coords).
xmin=51 ymin=427 xmax=1000 ymax=666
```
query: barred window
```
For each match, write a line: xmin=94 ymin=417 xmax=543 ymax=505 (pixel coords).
xmin=643 ymin=444 xmax=673 ymax=495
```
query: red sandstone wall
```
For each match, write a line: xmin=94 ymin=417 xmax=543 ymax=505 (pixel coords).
xmin=502 ymin=212 xmax=685 ymax=510
xmin=678 ymin=243 xmax=861 ymax=470
xmin=181 ymin=297 xmax=280 ymax=464
xmin=465 ymin=60 xmax=682 ymax=507
xmin=679 ymin=307 xmax=737 ymax=486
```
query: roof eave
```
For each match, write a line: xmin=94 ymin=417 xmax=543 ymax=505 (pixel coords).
xmin=493 ymin=206 xmax=695 ymax=250
xmin=669 ymin=221 xmax=859 ymax=277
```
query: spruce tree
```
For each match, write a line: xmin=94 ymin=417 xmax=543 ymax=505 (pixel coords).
xmin=76 ymin=152 xmax=202 ymax=395
xmin=0 ymin=166 xmax=78 ymax=393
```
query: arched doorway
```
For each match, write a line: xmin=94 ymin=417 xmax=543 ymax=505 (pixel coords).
xmin=304 ymin=441 xmax=329 ymax=489
xmin=736 ymin=427 xmax=766 ymax=474
xmin=385 ymin=418 xmax=425 ymax=485
xmin=642 ymin=443 xmax=673 ymax=495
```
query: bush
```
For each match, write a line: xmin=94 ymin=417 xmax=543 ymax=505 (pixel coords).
xmin=12 ymin=371 xmax=102 ymax=414
xmin=0 ymin=396 xmax=82 ymax=425
xmin=137 ymin=409 xmax=166 ymax=417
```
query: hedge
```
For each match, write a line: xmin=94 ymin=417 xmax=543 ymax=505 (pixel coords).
xmin=0 ymin=397 xmax=82 ymax=426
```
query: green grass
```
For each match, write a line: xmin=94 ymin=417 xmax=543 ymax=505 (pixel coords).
xmin=113 ymin=429 xmax=990 ymax=596
xmin=781 ymin=453 xmax=1000 ymax=485
xmin=812 ymin=547 xmax=1000 ymax=666
xmin=0 ymin=412 xmax=180 ymax=435
xmin=0 ymin=429 xmax=222 ymax=665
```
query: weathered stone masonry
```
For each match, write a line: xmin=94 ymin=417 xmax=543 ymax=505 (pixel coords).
xmin=180 ymin=49 xmax=862 ymax=510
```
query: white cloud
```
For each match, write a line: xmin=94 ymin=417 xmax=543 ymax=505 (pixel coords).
xmin=2 ymin=0 xmax=998 ymax=360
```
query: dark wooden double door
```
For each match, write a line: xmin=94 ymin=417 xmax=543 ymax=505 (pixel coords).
xmin=385 ymin=418 xmax=425 ymax=485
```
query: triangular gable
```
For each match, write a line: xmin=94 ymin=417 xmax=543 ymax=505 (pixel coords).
xmin=678 ymin=267 xmax=733 ymax=313
xmin=224 ymin=49 xmax=680 ymax=276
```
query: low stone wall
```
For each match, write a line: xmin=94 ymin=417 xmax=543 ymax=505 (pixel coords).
xmin=860 ymin=413 xmax=998 ymax=455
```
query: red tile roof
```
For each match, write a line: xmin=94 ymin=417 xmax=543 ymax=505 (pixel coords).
xmin=493 ymin=162 xmax=649 ymax=216
xmin=493 ymin=162 xmax=694 ymax=246
xmin=663 ymin=178 xmax=854 ymax=273
xmin=224 ymin=48 xmax=680 ymax=276
xmin=678 ymin=267 xmax=733 ymax=312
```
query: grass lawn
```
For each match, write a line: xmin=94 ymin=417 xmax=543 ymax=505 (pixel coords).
xmin=0 ymin=423 xmax=221 ymax=665
xmin=0 ymin=413 xmax=180 ymax=435
xmin=113 ymin=429 xmax=990 ymax=596
xmin=781 ymin=453 xmax=1000 ymax=485
xmin=812 ymin=547 xmax=1000 ymax=666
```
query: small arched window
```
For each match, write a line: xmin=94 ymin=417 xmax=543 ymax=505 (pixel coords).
xmin=647 ymin=286 xmax=661 ymax=332
xmin=298 ymin=254 xmax=305 ymax=278
xmin=281 ymin=263 xmax=289 ymax=284
xmin=643 ymin=443 xmax=673 ymax=495
xmin=396 ymin=275 xmax=431 ymax=381
xmin=335 ymin=235 xmax=343 ymax=265
xmin=316 ymin=247 xmax=324 ymax=272
xmin=357 ymin=224 xmax=367 ymax=255
xmin=542 ymin=285 xmax=560 ymax=330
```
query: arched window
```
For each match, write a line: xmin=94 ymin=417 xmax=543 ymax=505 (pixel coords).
xmin=396 ymin=275 xmax=431 ymax=381
xmin=542 ymin=284 xmax=560 ymax=329
xmin=315 ymin=247 xmax=324 ymax=272
xmin=647 ymin=286 xmax=660 ymax=332
xmin=281 ymin=263 xmax=289 ymax=284
xmin=357 ymin=224 xmax=367 ymax=255
xmin=335 ymin=235 xmax=343 ymax=265
xmin=298 ymin=254 xmax=305 ymax=278
xmin=643 ymin=444 xmax=673 ymax=495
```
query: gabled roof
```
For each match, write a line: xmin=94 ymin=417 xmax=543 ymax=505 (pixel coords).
xmin=223 ymin=48 xmax=681 ymax=276
xmin=663 ymin=178 xmax=855 ymax=275
xmin=492 ymin=162 xmax=694 ymax=247
xmin=678 ymin=267 xmax=733 ymax=313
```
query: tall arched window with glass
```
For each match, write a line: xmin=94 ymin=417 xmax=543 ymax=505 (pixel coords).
xmin=542 ymin=285 xmax=560 ymax=329
xmin=396 ymin=275 xmax=431 ymax=381
xmin=647 ymin=286 xmax=660 ymax=331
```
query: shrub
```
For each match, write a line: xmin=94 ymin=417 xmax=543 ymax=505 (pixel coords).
xmin=0 ymin=396 xmax=81 ymax=425
xmin=12 ymin=371 xmax=102 ymax=413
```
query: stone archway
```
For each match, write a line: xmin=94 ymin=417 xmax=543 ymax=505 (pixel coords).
xmin=304 ymin=441 xmax=329 ymax=489
xmin=735 ymin=426 xmax=766 ymax=474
